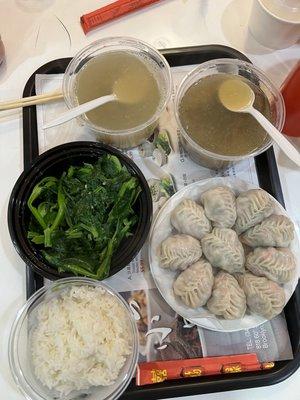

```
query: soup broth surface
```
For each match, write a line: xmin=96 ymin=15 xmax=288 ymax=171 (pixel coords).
xmin=76 ymin=51 xmax=161 ymax=131
xmin=179 ymin=73 xmax=272 ymax=156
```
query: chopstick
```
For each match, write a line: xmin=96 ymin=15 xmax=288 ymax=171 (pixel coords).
xmin=0 ymin=90 xmax=63 ymax=111
xmin=81 ymin=0 xmax=162 ymax=34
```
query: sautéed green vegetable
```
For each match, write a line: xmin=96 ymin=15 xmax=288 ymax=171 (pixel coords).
xmin=27 ymin=155 xmax=141 ymax=279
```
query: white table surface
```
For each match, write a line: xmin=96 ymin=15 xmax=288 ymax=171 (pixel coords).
xmin=0 ymin=0 xmax=299 ymax=399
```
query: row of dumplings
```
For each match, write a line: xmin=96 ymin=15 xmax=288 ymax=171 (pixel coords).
xmin=159 ymin=186 xmax=296 ymax=321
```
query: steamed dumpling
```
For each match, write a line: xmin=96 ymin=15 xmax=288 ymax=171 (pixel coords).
xmin=246 ymin=247 xmax=296 ymax=284
xmin=201 ymin=228 xmax=245 ymax=273
xmin=241 ymin=214 xmax=295 ymax=248
xmin=207 ymin=272 xmax=246 ymax=319
xmin=236 ymin=272 xmax=285 ymax=320
xmin=201 ymin=186 xmax=237 ymax=228
xmin=235 ymin=189 xmax=274 ymax=234
xmin=171 ymin=199 xmax=211 ymax=240
xmin=173 ymin=258 xmax=214 ymax=308
xmin=160 ymin=234 xmax=202 ymax=270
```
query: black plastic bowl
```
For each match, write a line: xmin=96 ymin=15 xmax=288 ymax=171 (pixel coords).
xmin=8 ymin=141 xmax=153 ymax=280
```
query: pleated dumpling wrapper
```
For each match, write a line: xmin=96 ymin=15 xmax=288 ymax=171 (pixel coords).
xmin=171 ymin=198 xmax=211 ymax=240
xmin=207 ymin=271 xmax=246 ymax=319
xmin=236 ymin=272 xmax=285 ymax=320
xmin=246 ymin=247 xmax=296 ymax=284
xmin=235 ymin=189 xmax=274 ymax=234
xmin=173 ymin=258 xmax=214 ymax=308
xmin=201 ymin=228 xmax=245 ymax=273
xmin=241 ymin=214 xmax=295 ymax=248
xmin=160 ymin=234 xmax=202 ymax=271
xmin=201 ymin=186 xmax=237 ymax=228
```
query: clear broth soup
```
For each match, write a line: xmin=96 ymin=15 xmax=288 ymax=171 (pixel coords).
xmin=179 ymin=73 xmax=272 ymax=157
xmin=75 ymin=51 xmax=161 ymax=131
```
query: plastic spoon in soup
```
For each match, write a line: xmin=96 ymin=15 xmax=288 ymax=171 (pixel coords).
xmin=43 ymin=73 xmax=147 ymax=130
xmin=218 ymin=78 xmax=300 ymax=167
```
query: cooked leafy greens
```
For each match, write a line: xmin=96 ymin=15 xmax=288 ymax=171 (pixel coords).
xmin=27 ymin=155 xmax=141 ymax=280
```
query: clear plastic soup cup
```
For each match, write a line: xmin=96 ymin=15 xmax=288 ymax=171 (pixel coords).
xmin=8 ymin=277 xmax=139 ymax=400
xmin=63 ymin=37 xmax=172 ymax=149
xmin=174 ymin=58 xmax=285 ymax=170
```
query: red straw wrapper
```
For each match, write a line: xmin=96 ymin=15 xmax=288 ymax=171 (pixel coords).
xmin=81 ymin=0 xmax=162 ymax=34
xmin=136 ymin=354 xmax=275 ymax=386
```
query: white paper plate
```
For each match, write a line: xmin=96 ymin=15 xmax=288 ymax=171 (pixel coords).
xmin=149 ymin=177 xmax=300 ymax=332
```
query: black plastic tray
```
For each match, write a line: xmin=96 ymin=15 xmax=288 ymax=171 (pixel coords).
xmin=22 ymin=45 xmax=300 ymax=398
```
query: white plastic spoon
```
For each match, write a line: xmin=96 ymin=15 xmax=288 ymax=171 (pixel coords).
xmin=43 ymin=94 xmax=116 ymax=129
xmin=218 ymin=78 xmax=300 ymax=167
xmin=43 ymin=72 xmax=148 ymax=130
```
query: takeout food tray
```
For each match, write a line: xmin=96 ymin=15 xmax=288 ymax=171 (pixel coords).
xmin=21 ymin=45 xmax=300 ymax=398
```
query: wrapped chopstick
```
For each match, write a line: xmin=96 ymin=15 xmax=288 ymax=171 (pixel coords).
xmin=136 ymin=354 xmax=275 ymax=386
xmin=81 ymin=0 xmax=162 ymax=34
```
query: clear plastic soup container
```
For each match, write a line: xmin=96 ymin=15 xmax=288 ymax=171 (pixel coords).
xmin=63 ymin=37 xmax=172 ymax=149
xmin=174 ymin=58 xmax=285 ymax=170
xmin=9 ymin=278 xmax=139 ymax=400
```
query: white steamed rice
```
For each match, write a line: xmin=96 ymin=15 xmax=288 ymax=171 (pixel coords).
xmin=31 ymin=285 xmax=132 ymax=395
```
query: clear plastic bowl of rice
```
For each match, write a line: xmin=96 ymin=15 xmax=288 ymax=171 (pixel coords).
xmin=8 ymin=277 xmax=139 ymax=400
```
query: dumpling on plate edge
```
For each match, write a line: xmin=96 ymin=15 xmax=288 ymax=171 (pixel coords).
xmin=207 ymin=271 xmax=246 ymax=320
xmin=173 ymin=258 xmax=214 ymax=308
xmin=235 ymin=189 xmax=274 ymax=234
xmin=201 ymin=186 xmax=237 ymax=228
xmin=236 ymin=272 xmax=285 ymax=320
xmin=246 ymin=247 xmax=296 ymax=284
xmin=171 ymin=198 xmax=211 ymax=240
xmin=240 ymin=214 xmax=295 ymax=248
xmin=160 ymin=234 xmax=202 ymax=271
xmin=201 ymin=228 xmax=245 ymax=273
